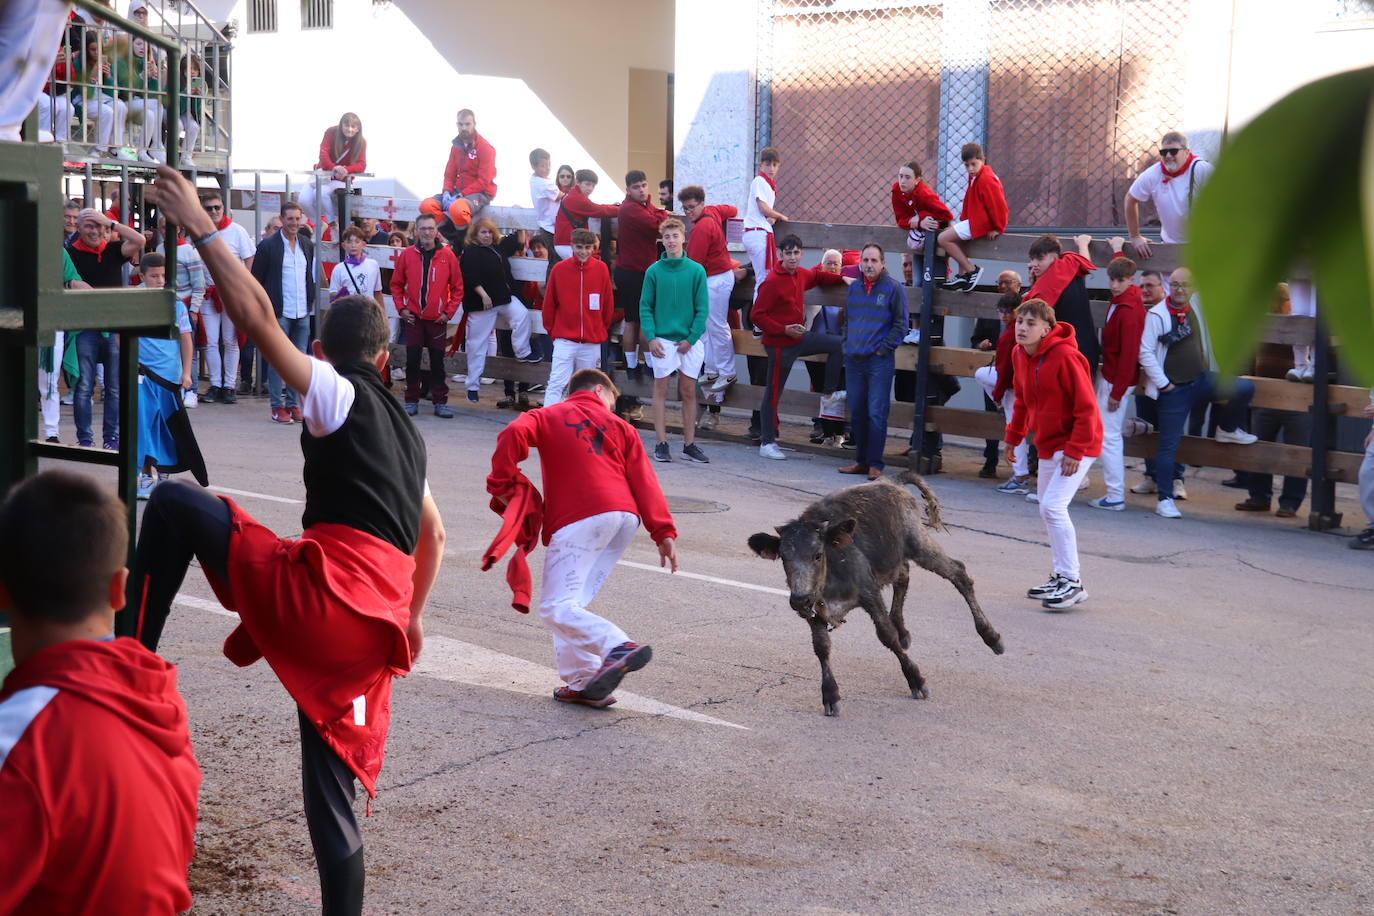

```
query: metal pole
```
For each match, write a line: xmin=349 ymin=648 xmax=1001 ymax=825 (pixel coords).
xmin=1307 ymin=313 xmax=1340 ymax=530
xmin=118 ymin=334 xmax=140 ymax=559
xmin=253 ymin=170 xmax=262 ymax=239
xmin=907 ymin=229 xmax=938 ymax=472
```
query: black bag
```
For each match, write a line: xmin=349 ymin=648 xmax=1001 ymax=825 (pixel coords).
xmin=141 ymin=367 xmax=210 ymax=486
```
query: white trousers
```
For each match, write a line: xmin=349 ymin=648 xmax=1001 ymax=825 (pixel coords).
xmin=1037 ymin=450 xmax=1095 ymax=581
xmin=975 ymin=365 xmax=1028 ymax=476
xmin=180 ymin=114 xmax=199 ymax=159
xmin=37 ymin=330 xmax=63 ymax=439
xmin=1360 ymin=435 xmax=1374 ymax=528
xmin=0 ymin=0 xmax=70 ymax=142
xmin=201 ymin=305 xmax=239 ymax=388
xmin=126 ymin=97 xmax=163 ymax=154
xmin=539 ymin=511 xmax=636 ymax=689
xmin=704 ymin=270 xmax=736 ymax=377
xmin=37 ymin=93 xmax=73 ymax=141
xmin=1289 ymin=277 xmax=1316 ymax=370
xmin=464 ymin=301 xmax=533 ymax=390
xmin=299 ymin=179 xmax=346 ymax=226
xmin=1095 ymin=377 xmax=1134 ymax=502
xmin=742 ymin=230 xmax=771 ymax=302
xmin=87 ymin=97 xmax=127 ymax=152
xmin=544 ymin=339 xmax=600 ymax=406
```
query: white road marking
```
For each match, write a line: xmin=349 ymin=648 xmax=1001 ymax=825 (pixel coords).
xmin=210 ymin=485 xmax=304 ymax=505
xmin=616 ymin=560 xmax=789 ymax=597
xmin=175 ymin=594 xmax=236 ymax=617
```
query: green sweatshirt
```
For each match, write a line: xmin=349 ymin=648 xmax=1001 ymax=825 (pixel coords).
xmin=640 ymin=253 xmax=708 ymax=345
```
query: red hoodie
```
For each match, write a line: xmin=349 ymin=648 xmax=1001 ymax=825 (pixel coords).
xmin=1005 ymin=322 xmax=1103 ymax=460
xmin=990 ymin=320 xmax=1018 ymax=403
xmin=390 ymin=243 xmax=463 ymax=321
xmin=1026 ymin=251 xmax=1094 ymax=305
xmin=314 ymin=126 xmax=367 ymax=174
xmin=1101 ymin=284 xmax=1146 ymax=401
xmin=959 ymin=164 xmax=1009 ymax=237
xmin=686 ymin=204 xmax=738 ymax=276
xmin=554 ymin=187 xmax=619 ymax=246
xmin=890 ymin=180 xmax=953 ymax=229
xmin=543 ymin=255 xmax=615 ymax=343
xmin=616 ymin=196 xmax=669 ymax=273
xmin=0 ymin=639 xmax=200 ymax=916
xmin=751 ymin=264 xmax=846 ymax=348
xmin=442 ymin=131 xmax=497 ymax=197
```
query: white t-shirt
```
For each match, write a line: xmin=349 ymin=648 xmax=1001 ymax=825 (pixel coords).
xmin=220 ymin=220 xmax=256 ymax=262
xmin=1127 ymin=159 xmax=1214 ymax=244
xmin=743 ymin=175 xmax=774 ymax=230
xmin=529 ymin=174 xmax=560 ymax=233
xmin=329 ymin=257 xmax=382 ymax=300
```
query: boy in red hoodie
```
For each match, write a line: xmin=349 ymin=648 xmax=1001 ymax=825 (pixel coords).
xmin=553 ymin=169 xmax=619 ymax=260
xmin=1005 ymin=299 xmax=1103 ymax=611
xmin=938 ymin=142 xmax=1009 ymax=292
xmin=1087 ymin=251 xmax=1146 ymax=511
xmin=543 ymin=228 xmax=616 ymax=405
xmin=1024 ymin=233 xmax=1100 ymax=374
xmin=487 ymin=368 xmax=676 ymax=707
xmin=680 ymin=184 xmax=741 ymax=390
xmin=0 ymin=470 xmax=200 ymax=916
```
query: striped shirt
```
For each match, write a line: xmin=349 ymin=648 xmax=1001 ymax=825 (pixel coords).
xmin=843 ymin=272 xmax=908 ymax=357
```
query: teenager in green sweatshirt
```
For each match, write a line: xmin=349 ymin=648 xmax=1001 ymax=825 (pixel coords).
xmin=640 ymin=219 xmax=710 ymax=463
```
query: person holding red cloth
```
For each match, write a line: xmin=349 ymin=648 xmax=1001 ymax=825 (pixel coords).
xmin=391 ymin=211 xmax=464 ymax=416
xmin=939 ymin=142 xmax=1009 ymax=292
xmin=553 ymin=168 xmax=619 ymax=259
xmin=616 ymin=169 xmax=669 ymax=381
xmin=1024 ymin=233 xmax=1100 ymax=373
xmin=299 ymin=112 xmax=367 ymax=231
xmin=891 ymin=160 xmax=953 ymax=283
xmin=1087 ymin=246 xmax=1147 ymax=511
xmin=486 ymin=368 xmax=677 ymax=708
xmin=125 ymin=165 xmax=447 ymax=916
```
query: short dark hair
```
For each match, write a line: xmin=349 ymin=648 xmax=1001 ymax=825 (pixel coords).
xmin=570 ymin=228 xmax=598 ymax=246
xmin=320 ymin=295 xmax=389 ymax=365
xmin=141 ymin=252 xmax=165 ymax=271
xmin=659 ymin=179 xmax=673 ymax=192
xmin=281 ymin=201 xmax=302 ymax=218
xmin=960 ymin=142 xmax=984 ymax=162
xmin=1140 ymin=270 xmax=1164 ymax=284
xmin=0 ymin=470 xmax=127 ymax=623
xmin=1107 ymin=256 xmax=1138 ymax=281
xmin=200 ymin=191 xmax=223 ymax=206
xmin=574 ymin=169 xmax=598 ymax=185
xmin=529 ymin=147 xmax=550 ymax=168
xmin=341 ymin=225 xmax=367 ymax=243
xmin=759 ymin=147 xmax=780 ymax=165
xmin=1016 ymin=298 xmax=1056 ymax=324
xmin=778 ymin=234 xmax=803 ymax=251
xmin=568 ymin=368 xmax=617 ymax=398
xmin=677 ymin=185 xmax=705 ymax=205
xmin=457 ymin=108 xmax=475 ymax=121
xmin=996 ymin=292 xmax=1021 ymax=312
xmin=903 ymin=160 xmax=922 ymax=179
xmin=625 ymin=169 xmax=647 ymax=186
xmin=414 ymin=212 xmax=437 ymax=226
xmin=1027 ymin=234 xmax=1062 ymax=259
xmin=65 ymin=199 xmax=81 ymax=211
xmin=861 ymin=242 xmax=885 ymax=259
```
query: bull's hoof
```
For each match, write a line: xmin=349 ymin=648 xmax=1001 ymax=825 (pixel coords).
xmin=911 ymin=685 xmax=930 ymax=700
xmin=983 ymin=629 xmax=1005 ymax=655
xmin=826 ymin=618 xmax=844 ymax=632
xmin=899 ymin=632 xmax=911 ymax=650
xmin=823 ymin=702 xmax=840 ymax=716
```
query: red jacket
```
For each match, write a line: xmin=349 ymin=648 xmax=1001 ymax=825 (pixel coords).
xmin=554 ymin=187 xmax=619 ymax=246
xmin=0 ymin=639 xmax=200 ymax=916
xmin=990 ymin=320 xmax=1018 ymax=403
xmin=482 ymin=475 xmax=543 ymax=613
xmin=543 ymin=255 xmax=615 ymax=343
xmin=487 ymin=389 xmax=677 ymax=544
xmin=891 ymin=180 xmax=953 ymax=229
xmin=1006 ymin=322 xmax=1103 ymax=461
xmin=1101 ymin=284 xmax=1146 ymax=401
xmin=443 ymin=131 xmax=497 ymax=197
xmin=1026 ymin=251 xmax=1094 ymax=305
xmin=959 ymin=165 xmax=1009 ymax=237
xmin=390 ymin=243 xmax=463 ymax=321
xmin=686 ymin=204 xmax=737 ymax=276
xmin=751 ymin=265 xmax=845 ymax=348
xmin=314 ymin=126 xmax=367 ymax=174
xmin=616 ymin=196 xmax=669 ymax=273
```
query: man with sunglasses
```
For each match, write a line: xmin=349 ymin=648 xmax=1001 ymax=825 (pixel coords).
xmin=196 ymin=192 xmax=255 ymax=404
xmin=1124 ymin=131 xmax=1213 ymax=260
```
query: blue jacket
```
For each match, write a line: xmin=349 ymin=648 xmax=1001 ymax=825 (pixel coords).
xmin=250 ymin=230 xmax=316 ymax=318
xmin=844 ymin=272 xmax=907 ymax=357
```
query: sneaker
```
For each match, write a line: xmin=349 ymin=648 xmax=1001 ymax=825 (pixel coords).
xmin=220 ymin=388 xmax=237 ymax=404
xmin=1156 ymin=498 xmax=1182 ymax=519
xmin=435 ymin=404 xmax=455 ymax=418
xmin=451 ymin=373 xmax=466 ymax=383
xmin=182 ymin=389 xmax=198 ymax=408
xmin=527 ymin=383 xmax=545 ymax=393
xmin=136 ymin=474 xmax=157 ymax=501
xmin=404 ymin=402 xmax=419 ymax=416
xmin=1027 ymin=573 xmax=1066 ymax=600
xmin=653 ymin=441 xmax=671 ymax=462
xmin=1174 ymin=482 xmax=1188 ymax=501
xmin=1350 ymin=528 xmax=1374 ymax=550
xmin=963 ymin=265 xmax=985 ymax=290
xmin=271 ymin=406 xmax=293 ymax=424
xmin=1215 ymin=427 xmax=1259 ymax=445
xmin=201 ymin=385 xmax=220 ymax=404
xmin=699 ymin=410 xmax=719 ymax=430
xmin=759 ymin=442 xmax=786 ymax=460
xmin=552 ymin=686 xmax=617 ymax=708
xmin=938 ymin=273 xmax=967 ymax=291
xmin=519 ymin=352 xmax=544 ymax=364
xmin=1285 ymin=367 xmax=1303 ymax=382
xmin=1043 ymin=580 xmax=1088 ymax=611
xmin=978 ymin=460 xmax=999 ymax=479
xmin=709 ymin=374 xmax=737 ymax=392
xmin=1130 ymin=478 xmax=1157 ymax=495
xmin=466 ymin=389 xmax=479 ymax=403
xmin=1299 ymin=365 xmax=1316 ymax=383
xmin=496 ymin=395 xmax=518 ymax=409
xmin=1235 ymin=497 xmax=1271 ymax=512
xmin=60 ymin=392 xmax=74 ymax=406
xmin=1088 ymin=496 xmax=1125 ymax=511
xmin=44 ymin=436 xmax=60 ymax=444
xmin=102 ymin=437 xmax=118 ymax=451
xmin=682 ymin=443 xmax=709 ymax=463
xmin=287 ymin=406 xmax=302 ymax=422
xmin=901 ymin=328 xmax=922 ymax=345
xmin=1025 ymin=492 xmax=1039 ymax=504
xmin=997 ymin=475 xmax=1030 ymax=495
xmin=580 ymin=641 xmax=653 ymax=701
xmin=702 ymin=370 xmax=719 ymax=383
xmin=839 ymin=435 xmax=855 ymax=449
xmin=78 ymin=439 xmax=93 ymax=448
xmin=747 ymin=428 xmax=762 ymax=443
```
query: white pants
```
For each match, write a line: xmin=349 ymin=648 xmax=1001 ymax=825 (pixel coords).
xmin=180 ymin=114 xmax=199 ymax=159
xmin=299 ymin=179 xmax=346 ymax=226
xmin=703 ymin=270 xmax=736 ymax=377
xmin=37 ymin=330 xmax=63 ymax=439
xmin=544 ymin=339 xmax=600 ymax=406
xmin=539 ymin=511 xmax=636 ymax=689
xmin=464 ymin=301 xmax=533 ymax=390
xmin=126 ymin=97 xmax=163 ymax=154
xmin=1095 ymin=376 xmax=1134 ymax=502
xmin=0 ymin=0 xmax=71 ymax=142
xmin=975 ymin=365 xmax=1028 ymax=476
xmin=1360 ymin=434 xmax=1374 ymax=528
xmin=1037 ymin=450 xmax=1095 ymax=581
xmin=201 ymin=304 xmax=239 ymax=388
xmin=1289 ymin=277 xmax=1316 ymax=370
xmin=87 ymin=97 xmax=127 ymax=152
xmin=742 ymin=230 xmax=771 ymax=303
xmin=37 ymin=93 xmax=73 ymax=141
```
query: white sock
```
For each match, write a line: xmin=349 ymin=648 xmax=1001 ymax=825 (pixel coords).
xmin=625 ymin=352 xmax=638 ymax=368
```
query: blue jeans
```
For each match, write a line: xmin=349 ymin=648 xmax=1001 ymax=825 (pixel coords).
xmin=266 ymin=315 xmax=311 ymax=408
xmin=845 ymin=351 xmax=896 ymax=471
xmin=74 ymin=331 xmax=119 ymax=445
xmin=1154 ymin=372 xmax=1255 ymax=501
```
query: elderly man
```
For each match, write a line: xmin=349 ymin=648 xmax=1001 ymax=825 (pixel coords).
xmin=838 ymin=243 xmax=907 ymax=479
xmin=1125 ymin=131 xmax=1214 ymax=259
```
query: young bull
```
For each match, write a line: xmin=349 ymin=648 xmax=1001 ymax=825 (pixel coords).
xmin=748 ymin=472 xmax=1003 ymax=715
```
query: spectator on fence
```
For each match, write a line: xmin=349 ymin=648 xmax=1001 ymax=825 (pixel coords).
xmin=391 ymin=211 xmax=462 ymax=417
xmin=424 ymin=108 xmax=496 ymax=243
xmin=259 ymin=214 xmax=282 ymax=239
xmin=199 ymin=190 xmax=256 ymax=403
xmin=177 ymin=53 xmax=204 ymax=167
xmin=543 ymin=228 xmax=614 ymax=407
xmin=1024 ymin=233 xmax=1101 ymax=374
xmin=459 ymin=218 xmax=538 ymax=404
xmin=938 ymin=142 xmax=1008 ymax=293
xmin=299 ymin=113 xmax=367 ymax=231
xmin=553 ymin=168 xmax=617 ymax=260
xmin=838 ymin=243 xmax=907 ymax=479
xmin=528 ymin=148 xmax=562 ymax=258
xmin=891 ymin=160 xmax=953 ymax=286
xmin=1086 ymin=253 xmax=1147 ymax=511
xmin=154 ymin=216 xmax=207 ymax=408
xmin=1139 ymin=267 xmax=1258 ymax=519
xmin=66 ymin=29 xmax=130 ymax=159
xmin=1352 ymin=397 xmax=1374 ymax=550
xmin=121 ymin=31 xmax=164 ymax=163
xmin=616 ymin=169 xmax=669 ymax=383
xmin=743 ymin=147 xmax=788 ymax=299
xmin=658 ymin=179 xmax=674 ymax=210
xmin=1125 ymin=131 xmax=1213 ymax=259
xmin=641 ymin=219 xmax=709 ymax=464
xmin=1129 ymin=268 xmax=1187 ymax=498
xmin=679 ymin=184 xmax=739 ymax=394
xmin=250 ymin=201 xmax=316 ymax=426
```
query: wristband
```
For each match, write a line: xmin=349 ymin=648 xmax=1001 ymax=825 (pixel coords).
xmin=190 ymin=229 xmax=219 ymax=249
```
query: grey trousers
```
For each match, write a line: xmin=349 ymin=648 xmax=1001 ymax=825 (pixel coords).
xmin=1360 ymin=437 xmax=1374 ymax=528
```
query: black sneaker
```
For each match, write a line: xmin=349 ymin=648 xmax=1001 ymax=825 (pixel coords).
xmin=1026 ymin=573 xmax=1066 ymax=600
xmin=1043 ymin=579 xmax=1087 ymax=610
xmin=963 ymin=264 xmax=984 ymax=291
xmin=682 ymin=443 xmax=709 ymax=463
xmin=201 ymin=385 xmax=220 ymax=403
xmin=220 ymin=388 xmax=237 ymax=404
xmin=653 ymin=441 xmax=671 ymax=462
xmin=747 ymin=428 xmax=762 ymax=443
xmin=1351 ymin=529 xmax=1374 ymax=551
xmin=938 ymin=273 xmax=967 ymax=291
xmin=580 ymin=642 xmax=653 ymax=701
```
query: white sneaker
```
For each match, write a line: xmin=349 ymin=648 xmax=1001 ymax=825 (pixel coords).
xmin=702 ymin=371 xmax=719 ymax=382
xmin=759 ymin=442 xmax=786 ymax=460
xmin=901 ymin=328 xmax=922 ymax=345
xmin=1130 ymin=478 xmax=1157 ymax=495
xmin=1088 ymin=496 xmax=1125 ymax=511
xmin=1285 ymin=368 xmax=1303 ymax=382
xmin=1215 ymin=427 xmax=1259 ymax=445
xmin=136 ymin=474 xmax=158 ymax=500
xmin=451 ymin=373 xmax=466 ymax=383
xmin=391 ymin=367 xmax=406 ymax=380
xmin=183 ymin=389 xmax=198 ymax=408
xmin=709 ymin=374 xmax=737 ymax=391
xmin=1156 ymin=498 xmax=1182 ymax=519
xmin=1025 ymin=492 xmax=1039 ymax=503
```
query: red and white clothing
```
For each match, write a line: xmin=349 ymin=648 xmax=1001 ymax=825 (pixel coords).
xmin=443 ymin=131 xmax=497 ymax=198
xmin=542 ymin=256 xmax=614 ymax=404
xmin=1127 ymin=155 xmax=1213 ymax=244
xmin=956 ymin=164 xmax=1009 ymax=240
xmin=300 ymin=127 xmax=368 ymax=226
xmin=742 ymin=172 xmax=777 ymax=296
xmin=552 ymin=187 xmax=618 ymax=251
xmin=202 ymin=218 xmax=256 ymax=390
xmin=1096 ymin=283 xmax=1146 ymax=502
xmin=389 ymin=243 xmax=462 ymax=321
xmin=891 ymin=179 xmax=954 ymax=249
xmin=687 ymin=204 xmax=739 ymax=378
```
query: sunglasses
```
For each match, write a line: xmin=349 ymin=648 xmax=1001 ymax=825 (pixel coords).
xmin=203 ymin=204 xmax=223 ymax=211
xmin=1158 ymin=147 xmax=1182 ymax=157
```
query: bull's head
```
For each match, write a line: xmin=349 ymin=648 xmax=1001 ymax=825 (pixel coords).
xmin=748 ymin=518 xmax=857 ymax=617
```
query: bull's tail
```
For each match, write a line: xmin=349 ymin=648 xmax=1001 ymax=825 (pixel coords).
xmin=893 ymin=470 xmax=945 ymax=531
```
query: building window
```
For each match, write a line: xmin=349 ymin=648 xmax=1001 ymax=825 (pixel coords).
xmin=247 ymin=0 xmax=277 ymax=33
xmin=302 ymin=0 xmax=333 ymax=30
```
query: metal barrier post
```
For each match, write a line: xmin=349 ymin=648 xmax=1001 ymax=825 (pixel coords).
xmin=1307 ymin=313 xmax=1341 ymax=531
xmin=908 ymin=229 xmax=939 ymax=472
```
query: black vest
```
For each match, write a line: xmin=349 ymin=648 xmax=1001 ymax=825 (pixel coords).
xmin=300 ymin=361 xmax=426 ymax=553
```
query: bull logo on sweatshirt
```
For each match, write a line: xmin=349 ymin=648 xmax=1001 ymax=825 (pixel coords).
xmin=564 ymin=418 xmax=607 ymax=456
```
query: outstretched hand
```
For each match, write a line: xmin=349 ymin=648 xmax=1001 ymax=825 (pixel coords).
xmin=658 ymin=537 xmax=678 ymax=573
xmin=146 ymin=165 xmax=217 ymax=238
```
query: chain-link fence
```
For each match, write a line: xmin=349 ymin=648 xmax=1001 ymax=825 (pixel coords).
xmin=756 ymin=0 xmax=1190 ymax=230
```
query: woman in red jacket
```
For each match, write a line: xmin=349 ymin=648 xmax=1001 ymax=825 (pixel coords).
xmin=299 ymin=112 xmax=367 ymax=231
xmin=891 ymin=160 xmax=953 ymax=284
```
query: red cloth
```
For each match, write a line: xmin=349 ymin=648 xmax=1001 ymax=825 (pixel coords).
xmin=480 ymin=474 xmax=543 ymax=613
xmin=686 ymin=204 xmax=738 ymax=276
xmin=1160 ymin=151 xmax=1198 ymax=183
xmin=487 ymin=390 xmax=677 ymax=545
xmin=314 ymin=126 xmax=367 ymax=174
xmin=616 ymin=196 xmax=669 ymax=272
xmin=1005 ymin=323 xmax=1103 ymax=461
xmin=0 ymin=639 xmax=200 ymax=915
xmin=990 ymin=321 xmax=1018 ymax=402
xmin=1101 ymin=285 xmax=1146 ymax=401
xmin=751 ymin=265 xmax=845 ymax=348
xmin=890 ymin=180 xmax=953 ymax=229
xmin=442 ymin=131 xmax=497 ymax=197
xmin=202 ymin=500 xmax=415 ymax=798
xmin=389 ymin=244 xmax=463 ymax=321
xmin=958 ymin=164 xmax=1009 ymax=237
xmin=542 ymin=256 xmax=615 ymax=343
xmin=1026 ymin=251 xmax=1094 ymax=307
xmin=553 ymin=187 xmax=619 ymax=246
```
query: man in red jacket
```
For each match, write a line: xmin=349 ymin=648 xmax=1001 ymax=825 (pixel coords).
xmin=616 ymin=169 xmax=669 ymax=381
xmin=0 ymin=470 xmax=200 ymax=916
xmin=1088 ymin=252 xmax=1146 ymax=511
xmin=487 ymin=368 xmax=677 ymax=707
xmin=432 ymin=108 xmax=496 ymax=240
xmin=938 ymin=142 xmax=1009 ymax=292
xmin=680 ymin=185 xmax=742 ymax=392
xmin=1005 ymin=299 xmax=1102 ymax=611
xmin=543 ymin=228 xmax=615 ymax=405
xmin=553 ymin=169 xmax=619 ymax=259
xmin=391 ymin=212 xmax=464 ymax=416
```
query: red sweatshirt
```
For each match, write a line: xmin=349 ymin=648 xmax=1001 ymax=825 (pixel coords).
xmin=442 ymin=131 xmax=498 ymax=197
xmin=616 ymin=196 xmax=669 ymax=272
xmin=1101 ymin=284 xmax=1146 ymax=401
xmin=314 ymin=126 xmax=367 ymax=174
xmin=1026 ymin=251 xmax=1094 ymax=305
xmin=959 ymin=165 xmax=1009 ymax=237
xmin=686 ymin=204 xmax=738 ymax=276
xmin=0 ymin=639 xmax=200 ymax=915
xmin=543 ymin=255 xmax=615 ymax=343
xmin=890 ymin=180 xmax=953 ymax=229
xmin=990 ymin=320 xmax=1018 ymax=402
xmin=1005 ymin=322 xmax=1103 ymax=460
xmin=554 ymin=187 xmax=619 ymax=246
xmin=390 ymin=243 xmax=463 ymax=321
xmin=487 ymin=389 xmax=678 ymax=544
xmin=751 ymin=265 xmax=846 ymax=348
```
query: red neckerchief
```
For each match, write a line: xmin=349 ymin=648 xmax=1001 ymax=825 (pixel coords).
xmin=71 ymin=237 xmax=109 ymax=260
xmin=216 ymin=214 xmax=232 ymax=231
xmin=757 ymin=170 xmax=777 ymax=192
xmin=1160 ymin=151 xmax=1198 ymax=184
xmin=862 ymin=276 xmax=877 ymax=294
xmin=1166 ymin=301 xmax=1191 ymax=320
